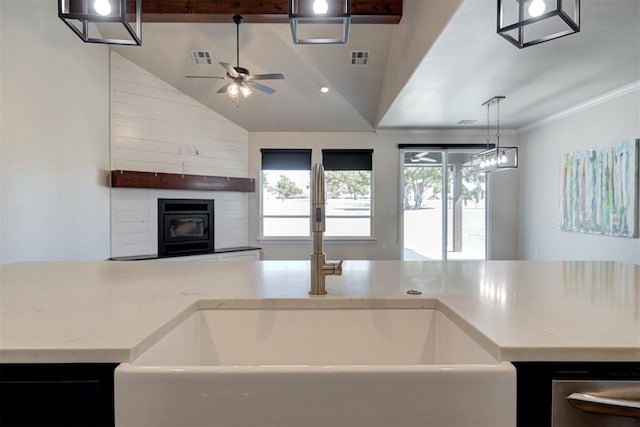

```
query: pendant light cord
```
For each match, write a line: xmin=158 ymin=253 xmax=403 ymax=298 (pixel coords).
xmin=485 ymin=102 xmax=491 ymax=149
xmin=495 ymin=98 xmax=501 ymax=151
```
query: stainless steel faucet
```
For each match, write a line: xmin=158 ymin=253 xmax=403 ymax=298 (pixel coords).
xmin=310 ymin=163 xmax=343 ymax=295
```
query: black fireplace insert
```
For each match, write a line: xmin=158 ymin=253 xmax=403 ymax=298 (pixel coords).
xmin=158 ymin=199 xmax=214 ymax=257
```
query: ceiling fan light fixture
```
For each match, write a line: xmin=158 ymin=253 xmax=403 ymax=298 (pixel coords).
xmin=289 ymin=0 xmax=351 ymax=44
xmin=497 ymin=0 xmax=580 ymax=49
xmin=58 ymin=0 xmax=142 ymax=46
xmin=240 ymin=85 xmax=253 ymax=98
xmin=227 ymin=83 xmax=240 ymax=99
xmin=185 ymin=15 xmax=284 ymax=102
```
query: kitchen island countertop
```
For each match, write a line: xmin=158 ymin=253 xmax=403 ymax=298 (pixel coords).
xmin=0 ymin=260 xmax=638 ymax=363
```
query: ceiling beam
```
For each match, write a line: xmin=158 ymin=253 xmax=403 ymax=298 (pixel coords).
xmin=135 ymin=0 xmax=402 ymax=24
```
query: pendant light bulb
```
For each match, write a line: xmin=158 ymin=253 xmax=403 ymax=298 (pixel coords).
xmin=93 ymin=0 xmax=112 ymax=16
xmin=227 ymin=83 xmax=239 ymax=99
xmin=528 ymin=0 xmax=546 ymax=17
xmin=313 ymin=0 xmax=329 ymax=14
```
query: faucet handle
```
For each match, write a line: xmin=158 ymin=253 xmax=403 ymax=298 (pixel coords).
xmin=322 ymin=260 xmax=343 ymax=277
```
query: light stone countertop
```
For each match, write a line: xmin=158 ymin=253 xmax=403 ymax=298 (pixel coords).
xmin=0 ymin=260 xmax=638 ymax=363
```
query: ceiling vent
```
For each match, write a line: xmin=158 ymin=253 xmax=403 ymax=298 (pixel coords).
xmin=191 ymin=50 xmax=213 ymax=65
xmin=350 ymin=51 xmax=369 ymax=66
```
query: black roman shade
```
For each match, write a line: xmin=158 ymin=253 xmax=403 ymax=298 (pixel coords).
xmin=261 ymin=149 xmax=312 ymax=170
xmin=322 ymin=149 xmax=373 ymax=171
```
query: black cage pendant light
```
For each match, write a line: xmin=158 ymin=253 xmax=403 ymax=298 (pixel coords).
xmin=289 ymin=0 xmax=351 ymax=44
xmin=59 ymin=0 xmax=142 ymax=46
xmin=498 ymin=0 xmax=580 ymax=48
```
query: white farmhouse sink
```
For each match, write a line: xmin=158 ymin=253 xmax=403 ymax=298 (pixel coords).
xmin=115 ymin=307 xmax=516 ymax=427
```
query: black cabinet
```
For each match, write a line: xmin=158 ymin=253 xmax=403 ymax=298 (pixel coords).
xmin=0 ymin=364 xmax=117 ymax=427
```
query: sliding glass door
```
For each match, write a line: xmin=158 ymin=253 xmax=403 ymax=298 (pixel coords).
xmin=401 ymin=149 xmax=486 ymax=260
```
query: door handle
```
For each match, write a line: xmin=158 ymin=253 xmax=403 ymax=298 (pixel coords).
xmin=567 ymin=392 xmax=640 ymax=419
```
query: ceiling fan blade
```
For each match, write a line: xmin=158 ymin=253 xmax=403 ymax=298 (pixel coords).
xmin=185 ymin=75 xmax=225 ymax=79
xmin=247 ymin=81 xmax=276 ymax=95
xmin=216 ymin=83 xmax=231 ymax=94
xmin=247 ymin=73 xmax=285 ymax=81
xmin=219 ymin=62 xmax=239 ymax=78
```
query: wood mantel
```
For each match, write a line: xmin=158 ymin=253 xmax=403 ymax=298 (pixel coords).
xmin=110 ymin=170 xmax=255 ymax=192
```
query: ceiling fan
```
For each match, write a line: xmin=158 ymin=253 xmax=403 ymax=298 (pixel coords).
xmin=410 ymin=152 xmax=437 ymax=163
xmin=186 ymin=15 xmax=285 ymax=100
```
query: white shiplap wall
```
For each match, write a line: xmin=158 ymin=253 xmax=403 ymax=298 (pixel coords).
xmin=110 ymin=52 xmax=250 ymax=257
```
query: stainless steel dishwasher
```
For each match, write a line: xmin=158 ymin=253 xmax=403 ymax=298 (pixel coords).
xmin=514 ymin=362 xmax=640 ymax=427
xmin=552 ymin=379 xmax=640 ymax=426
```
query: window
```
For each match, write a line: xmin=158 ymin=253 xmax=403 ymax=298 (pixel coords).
xmin=260 ymin=149 xmax=311 ymax=238
xmin=260 ymin=148 xmax=373 ymax=239
xmin=322 ymin=149 xmax=373 ymax=238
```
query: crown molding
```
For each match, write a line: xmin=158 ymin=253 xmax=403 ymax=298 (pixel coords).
xmin=519 ymin=80 xmax=640 ymax=133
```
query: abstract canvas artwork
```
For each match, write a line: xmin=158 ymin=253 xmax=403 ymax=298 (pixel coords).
xmin=560 ymin=139 xmax=639 ymax=237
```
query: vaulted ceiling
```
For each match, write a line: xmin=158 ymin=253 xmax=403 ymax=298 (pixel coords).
xmin=111 ymin=0 xmax=640 ymax=132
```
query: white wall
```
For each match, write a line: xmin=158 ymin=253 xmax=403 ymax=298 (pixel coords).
xmin=110 ymin=53 xmax=250 ymax=257
xmin=249 ymin=130 xmax=519 ymax=260
xmin=518 ymin=88 xmax=640 ymax=264
xmin=486 ymin=161 xmax=519 ymax=260
xmin=0 ymin=0 xmax=110 ymax=264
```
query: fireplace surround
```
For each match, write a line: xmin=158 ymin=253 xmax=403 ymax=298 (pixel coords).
xmin=158 ymin=199 xmax=214 ymax=257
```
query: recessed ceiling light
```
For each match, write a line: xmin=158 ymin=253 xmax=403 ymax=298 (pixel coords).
xmin=320 ymin=87 xmax=330 ymax=93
